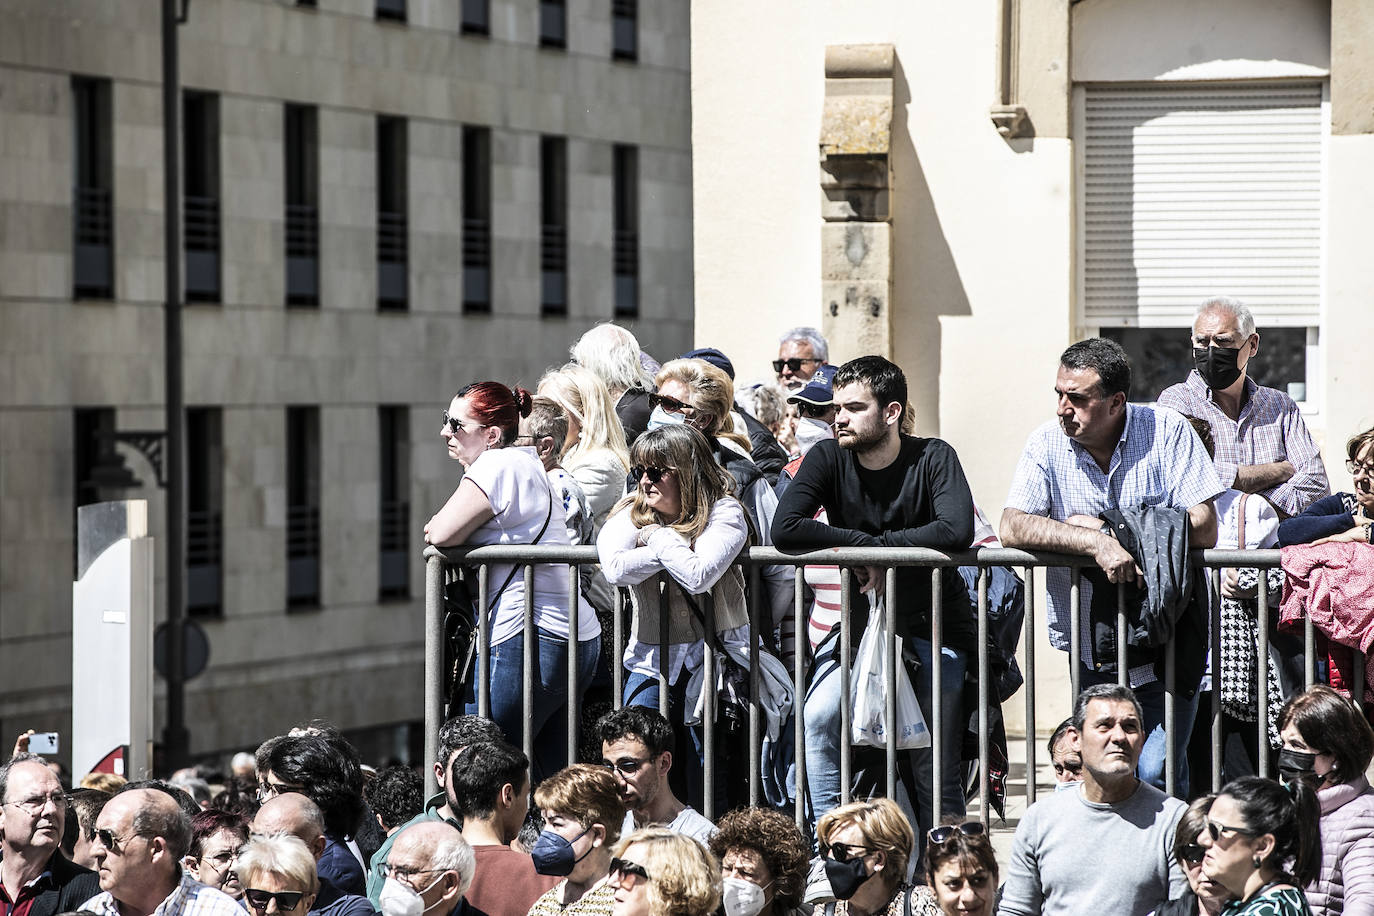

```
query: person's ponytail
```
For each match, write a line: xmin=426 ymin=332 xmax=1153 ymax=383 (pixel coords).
xmin=1285 ymin=776 xmax=1321 ymax=886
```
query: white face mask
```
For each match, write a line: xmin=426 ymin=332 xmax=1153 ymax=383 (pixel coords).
xmin=379 ymin=877 xmax=441 ymax=916
xmin=722 ymin=878 xmax=769 ymax=916
xmin=647 ymin=406 xmax=688 ymax=431
xmin=793 ymin=416 xmax=833 ymax=456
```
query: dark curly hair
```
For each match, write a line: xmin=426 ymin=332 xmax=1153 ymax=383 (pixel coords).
xmin=255 ymin=735 xmax=365 ymax=841
xmin=708 ymin=807 xmax=809 ymax=911
xmin=366 ymin=766 xmax=423 ymax=832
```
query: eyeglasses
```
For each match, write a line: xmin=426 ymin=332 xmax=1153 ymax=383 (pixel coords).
xmin=629 ymin=466 xmax=673 ymax=486
xmin=1206 ymin=819 xmax=1256 ymax=841
xmin=257 ymin=779 xmax=305 ymax=802
xmin=3 ymin=791 xmax=70 ymax=814
xmin=609 ymin=858 xmax=650 ymax=882
xmin=1052 ymin=760 xmax=1082 ymax=776
xmin=1347 ymin=459 xmax=1374 ymax=477
xmin=244 ymin=890 xmax=306 ymax=912
xmin=377 ymin=862 xmax=446 ymax=891
xmin=1179 ymin=844 xmax=1206 ymax=866
xmin=442 ymin=410 xmax=487 ymax=436
xmin=94 ymin=828 xmax=139 ymax=854
xmin=601 ymin=756 xmax=652 ymax=778
xmin=773 ymin=358 xmax=822 ymax=374
xmin=203 ymin=848 xmax=240 ymax=869
xmin=928 ymin=822 xmax=985 ymax=844
xmin=819 ymin=841 xmax=871 ymax=863
xmin=647 ymin=393 xmax=698 ymax=415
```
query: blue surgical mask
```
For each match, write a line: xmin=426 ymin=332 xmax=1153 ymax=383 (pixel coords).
xmin=530 ymin=825 xmax=593 ymax=876
xmin=647 ymin=406 xmax=687 ymax=431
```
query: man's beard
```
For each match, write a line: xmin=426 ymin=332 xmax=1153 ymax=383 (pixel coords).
xmin=837 ymin=423 xmax=885 ymax=453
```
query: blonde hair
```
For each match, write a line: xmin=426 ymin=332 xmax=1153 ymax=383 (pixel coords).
xmin=613 ymin=827 xmax=720 ymax=916
xmin=236 ymin=833 xmax=320 ymax=898
xmin=816 ymin=797 xmax=915 ymax=884
xmin=533 ymin=764 xmax=624 ymax=846
xmin=611 ymin=425 xmax=733 ymax=543
xmin=571 ymin=323 xmax=653 ymax=398
xmin=655 ymin=359 xmax=752 ymax=453
xmin=80 ymin=772 xmax=128 ymax=793
xmin=538 ymin=364 xmax=631 ymax=473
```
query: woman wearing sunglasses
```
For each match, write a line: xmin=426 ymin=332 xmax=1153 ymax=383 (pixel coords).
xmin=1156 ymin=797 xmax=1230 ymax=916
xmin=813 ymin=798 xmax=915 ymax=916
xmin=609 ymin=827 xmax=720 ymax=916
xmin=596 ymin=423 xmax=751 ymax=803
xmin=1198 ymin=776 xmax=1321 ymax=916
xmin=425 ymin=381 xmax=599 ymax=783
xmin=908 ymin=821 xmax=997 ymax=916
xmin=235 ymin=834 xmax=318 ymax=916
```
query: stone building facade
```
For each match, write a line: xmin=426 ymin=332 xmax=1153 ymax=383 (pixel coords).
xmin=0 ymin=0 xmax=691 ymax=764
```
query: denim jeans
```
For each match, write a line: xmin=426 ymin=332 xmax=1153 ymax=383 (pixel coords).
xmin=803 ymin=635 xmax=967 ymax=838
xmin=1078 ymin=666 xmax=1199 ymax=797
xmin=464 ymin=628 xmax=600 ymax=784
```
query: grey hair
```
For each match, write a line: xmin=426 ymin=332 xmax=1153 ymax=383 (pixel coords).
xmin=570 ymin=323 xmax=653 ymax=396
xmin=778 ymin=326 xmax=829 ymax=363
xmin=1070 ymin=683 xmax=1144 ymax=732
xmin=1196 ymin=296 xmax=1255 ymax=339
xmin=0 ymin=753 xmax=46 ymax=804
xmin=735 ymin=383 xmax=786 ymax=430
xmin=431 ymin=832 xmax=477 ymax=897
xmin=168 ymin=775 xmax=212 ymax=807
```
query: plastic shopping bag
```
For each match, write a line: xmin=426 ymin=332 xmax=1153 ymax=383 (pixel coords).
xmin=850 ymin=597 xmax=931 ymax=749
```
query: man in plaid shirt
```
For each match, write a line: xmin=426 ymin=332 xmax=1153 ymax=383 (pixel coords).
xmin=1158 ymin=296 xmax=1329 ymax=517
xmin=1001 ymin=338 xmax=1223 ymax=795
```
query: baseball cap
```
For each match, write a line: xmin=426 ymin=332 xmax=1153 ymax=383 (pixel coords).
xmin=786 ymin=363 xmax=837 ymax=406
xmin=680 ymin=347 xmax=735 ymax=380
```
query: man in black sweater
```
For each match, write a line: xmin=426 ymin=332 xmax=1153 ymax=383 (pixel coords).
xmin=772 ymin=355 xmax=976 ymax=838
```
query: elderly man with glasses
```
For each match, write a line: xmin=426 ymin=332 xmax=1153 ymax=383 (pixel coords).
xmin=80 ymin=787 xmax=242 ymax=916
xmin=775 ymin=327 xmax=830 ymax=394
xmin=0 ymin=754 xmax=100 ymax=916
xmin=375 ymin=822 xmax=472 ymax=916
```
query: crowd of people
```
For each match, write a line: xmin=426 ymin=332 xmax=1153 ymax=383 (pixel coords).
xmin=6 ymin=296 xmax=1373 ymax=916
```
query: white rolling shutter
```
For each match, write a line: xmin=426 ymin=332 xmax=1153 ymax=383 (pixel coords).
xmin=1081 ymin=81 xmax=1324 ymax=327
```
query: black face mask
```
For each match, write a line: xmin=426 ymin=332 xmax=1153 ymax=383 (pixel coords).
xmin=1277 ymin=747 xmax=1318 ymax=784
xmin=823 ymin=856 xmax=871 ymax=901
xmin=1193 ymin=345 xmax=1245 ymax=390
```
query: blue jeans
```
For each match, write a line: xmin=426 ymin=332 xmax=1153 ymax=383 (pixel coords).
xmin=465 ymin=628 xmax=600 ymax=784
xmin=804 ymin=635 xmax=967 ymax=839
xmin=1078 ymin=666 xmax=1199 ymax=797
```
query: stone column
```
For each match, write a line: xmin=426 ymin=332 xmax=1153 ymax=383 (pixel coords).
xmin=819 ymin=44 xmax=894 ymax=360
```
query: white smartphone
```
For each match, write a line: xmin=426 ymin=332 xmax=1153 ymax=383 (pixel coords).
xmin=28 ymin=732 xmax=59 ymax=755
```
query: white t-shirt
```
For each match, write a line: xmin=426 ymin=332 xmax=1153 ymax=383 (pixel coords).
xmin=463 ymin=447 xmax=600 ymax=646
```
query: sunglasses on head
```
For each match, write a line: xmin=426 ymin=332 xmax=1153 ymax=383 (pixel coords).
xmin=609 ymin=858 xmax=650 ymax=881
xmin=773 ymin=358 xmax=821 ymax=373
xmin=928 ymin=822 xmax=986 ymax=844
xmin=630 ymin=465 xmax=672 ymax=485
xmin=244 ymin=890 xmax=305 ymax=912
xmin=647 ymin=393 xmax=697 ymax=414
xmin=1179 ymin=844 xmax=1206 ymax=866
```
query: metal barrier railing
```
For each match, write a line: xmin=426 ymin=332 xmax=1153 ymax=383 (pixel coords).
xmin=422 ymin=544 xmax=1353 ymax=827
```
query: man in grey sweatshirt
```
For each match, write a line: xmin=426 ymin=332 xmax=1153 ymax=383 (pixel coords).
xmin=999 ymin=683 xmax=1188 ymax=916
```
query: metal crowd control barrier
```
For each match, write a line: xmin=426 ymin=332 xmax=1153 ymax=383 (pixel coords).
xmin=423 ymin=544 xmax=1353 ymax=827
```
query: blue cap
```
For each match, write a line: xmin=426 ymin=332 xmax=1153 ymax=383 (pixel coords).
xmin=786 ymin=363 xmax=837 ymax=406
xmin=680 ymin=347 xmax=735 ymax=380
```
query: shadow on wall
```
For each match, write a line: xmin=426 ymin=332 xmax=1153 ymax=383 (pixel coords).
xmin=887 ymin=53 xmax=970 ymax=439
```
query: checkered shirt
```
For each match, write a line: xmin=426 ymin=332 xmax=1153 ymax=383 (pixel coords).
xmin=1004 ymin=404 xmax=1225 ymax=685
xmin=1157 ymin=370 xmax=1329 ymax=516
xmin=83 ymin=869 xmax=245 ymax=916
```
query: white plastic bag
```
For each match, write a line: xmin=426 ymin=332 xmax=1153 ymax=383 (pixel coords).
xmin=850 ymin=597 xmax=931 ymax=749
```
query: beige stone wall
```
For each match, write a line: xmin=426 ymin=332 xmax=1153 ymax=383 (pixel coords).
xmin=0 ymin=0 xmax=692 ymax=757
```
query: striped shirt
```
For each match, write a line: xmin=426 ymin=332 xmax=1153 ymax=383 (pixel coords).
xmin=83 ymin=871 xmax=244 ymax=916
xmin=1157 ymin=370 xmax=1329 ymax=516
xmin=1004 ymin=404 xmax=1224 ymax=685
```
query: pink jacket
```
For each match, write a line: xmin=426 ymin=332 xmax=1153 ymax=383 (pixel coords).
xmin=1309 ymin=776 xmax=1374 ymax=916
xmin=1280 ymin=543 xmax=1374 ymax=705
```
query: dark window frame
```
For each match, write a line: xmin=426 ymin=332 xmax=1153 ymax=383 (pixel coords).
xmin=539 ymin=0 xmax=567 ymax=48
xmin=613 ymin=144 xmax=639 ymax=318
xmin=462 ymin=125 xmax=493 ymax=314
xmin=284 ymin=103 xmax=320 ymax=307
xmin=286 ymin=406 xmax=321 ymax=610
xmin=612 ymin=0 xmax=638 ymax=62
xmin=183 ymin=90 xmax=222 ymax=304
xmin=378 ymin=406 xmax=411 ymax=600
xmin=540 ymin=135 xmax=568 ymax=316
xmin=376 ymin=115 xmax=409 ymax=311
xmin=72 ymin=76 xmax=115 ymax=300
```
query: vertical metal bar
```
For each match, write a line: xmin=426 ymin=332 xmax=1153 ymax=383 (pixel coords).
xmin=1305 ymin=614 xmax=1316 ymax=688
xmin=839 ymin=566 xmax=853 ymax=805
xmin=568 ymin=561 xmax=580 ymax=768
xmin=658 ymin=574 xmax=670 ymax=719
xmin=523 ymin=565 xmax=535 ymax=768
xmin=885 ymin=566 xmax=898 ymax=801
xmin=478 ymin=564 xmax=492 ymax=717
xmin=424 ymin=555 xmax=444 ymax=798
xmin=702 ymin=591 xmax=717 ymax=820
xmin=1069 ymin=570 xmax=1082 ymax=700
xmin=977 ymin=567 xmax=990 ymax=826
xmin=613 ymin=587 xmax=625 ymax=707
xmin=1256 ymin=570 xmax=1270 ymax=778
xmin=1116 ymin=581 xmax=1128 ymax=688
xmin=930 ymin=567 xmax=943 ymax=828
xmin=1164 ymin=638 xmax=1176 ymax=797
xmin=794 ymin=565 xmax=807 ymax=829
xmin=1209 ymin=566 xmax=1222 ymax=794
xmin=1023 ymin=566 xmax=1037 ymax=808
xmin=1353 ymin=650 xmax=1365 ymax=714
xmin=749 ymin=563 xmax=762 ymax=807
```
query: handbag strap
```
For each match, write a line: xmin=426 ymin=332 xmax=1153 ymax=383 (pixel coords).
xmin=483 ymin=477 xmax=555 ymax=613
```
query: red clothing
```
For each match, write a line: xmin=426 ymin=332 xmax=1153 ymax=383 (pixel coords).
xmin=1 ymin=871 xmax=48 ymax=916
xmin=463 ymin=846 xmax=559 ymax=916
xmin=1279 ymin=542 xmax=1374 ymax=705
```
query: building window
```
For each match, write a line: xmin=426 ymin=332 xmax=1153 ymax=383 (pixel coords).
xmin=186 ymin=408 xmax=223 ymax=617
xmin=286 ymin=407 xmax=321 ymax=609
xmin=183 ymin=91 xmax=221 ymax=303
xmin=72 ymin=77 xmax=114 ymax=300
xmin=377 ymin=116 xmax=409 ymax=311
xmin=73 ymin=408 xmax=116 ymax=575
xmin=376 ymin=0 xmax=406 ymax=22
xmin=284 ymin=104 xmax=320 ymax=307
xmin=461 ymin=0 xmax=489 ymax=34
xmin=612 ymin=0 xmax=637 ymax=61
xmin=1101 ymin=326 xmax=1313 ymax=404
xmin=539 ymin=0 xmax=566 ymax=48
xmin=378 ymin=406 xmax=410 ymax=600
xmin=540 ymin=136 xmax=567 ymax=315
xmin=297 ymin=0 xmax=316 ymax=6
xmin=613 ymin=144 xmax=639 ymax=317
xmin=462 ymin=126 xmax=492 ymax=314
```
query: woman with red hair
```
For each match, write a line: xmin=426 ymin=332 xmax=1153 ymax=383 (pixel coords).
xmin=425 ymin=381 xmax=599 ymax=781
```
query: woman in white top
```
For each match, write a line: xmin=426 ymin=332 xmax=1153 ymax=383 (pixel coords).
xmin=424 ymin=381 xmax=599 ymax=782
xmin=597 ymin=423 xmax=751 ymax=805
xmin=538 ymin=364 xmax=632 ymax=531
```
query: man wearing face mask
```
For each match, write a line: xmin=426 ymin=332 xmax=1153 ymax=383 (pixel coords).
xmin=376 ymin=822 xmax=472 ymax=916
xmin=1158 ymin=296 xmax=1329 ymax=518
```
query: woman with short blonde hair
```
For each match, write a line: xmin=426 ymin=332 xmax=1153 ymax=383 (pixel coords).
xmin=814 ymin=798 xmax=916 ymax=916
xmin=609 ymin=827 xmax=720 ymax=916
xmin=235 ymin=834 xmax=320 ymax=916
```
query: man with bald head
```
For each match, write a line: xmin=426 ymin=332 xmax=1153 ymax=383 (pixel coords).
xmin=1 ymin=754 xmax=100 ymax=916
xmin=81 ymin=787 xmax=241 ymax=916
xmin=252 ymin=794 xmax=376 ymax=916
xmin=375 ymin=822 xmax=472 ymax=916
